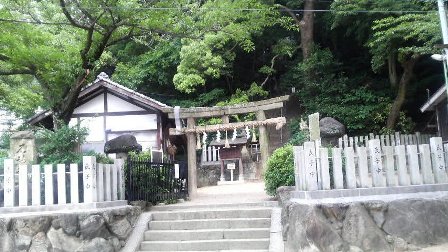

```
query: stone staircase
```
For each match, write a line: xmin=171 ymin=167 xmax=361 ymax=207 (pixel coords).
xmin=137 ymin=203 xmax=276 ymax=252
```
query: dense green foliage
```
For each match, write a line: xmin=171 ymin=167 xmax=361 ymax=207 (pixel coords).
xmin=36 ymin=124 xmax=88 ymax=164
xmin=0 ymin=0 xmax=444 ymax=136
xmin=264 ymin=145 xmax=294 ymax=196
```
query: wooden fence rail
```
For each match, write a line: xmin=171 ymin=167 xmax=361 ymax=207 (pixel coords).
xmin=337 ymin=132 xmax=434 ymax=149
xmin=0 ymin=156 xmax=125 ymax=209
xmin=294 ymin=137 xmax=447 ymax=191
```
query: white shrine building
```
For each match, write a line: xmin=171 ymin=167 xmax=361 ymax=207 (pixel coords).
xmin=28 ymin=72 xmax=172 ymax=153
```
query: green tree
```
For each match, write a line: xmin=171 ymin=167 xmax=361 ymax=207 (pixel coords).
xmin=0 ymin=0 xmax=188 ymax=125
xmin=172 ymin=0 xmax=280 ymax=93
xmin=367 ymin=13 xmax=440 ymax=129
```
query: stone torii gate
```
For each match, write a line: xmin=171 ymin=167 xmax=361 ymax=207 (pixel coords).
xmin=161 ymin=95 xmax=289 ymax=198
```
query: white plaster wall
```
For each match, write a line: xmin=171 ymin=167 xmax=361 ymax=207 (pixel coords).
xmin=105 ymin=114 xmax=157 ymax=131
xmin=80 ymin=116 xmax=104 ymax=142
xmin=73 ymin=93 xmax=104 ymax=114
xmin=107 ymin=93 xmax=144 ymax=112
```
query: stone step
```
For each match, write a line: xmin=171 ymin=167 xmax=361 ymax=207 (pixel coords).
xmin=140 ymin=238 xmax=270 ymax=251
xmin=144 ymin=228 xmax=270 ymax=241
xmin=150 ymin=201 xmax=278 ymax=211
xmin=151 ymin=208 xmax=272 ymax=221
xmin=149 ymin=218 xmax=271 ymax=230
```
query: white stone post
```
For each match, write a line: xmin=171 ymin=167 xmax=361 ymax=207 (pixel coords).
xmin=332 ymin=148 xmax=344 ymax=189
xmin=357 ymin=147 xmax=370 ymax=188
xmin=395 ymin=145 xmax=410 ymax=186
xmin=344 ymin=147 xmax=356 ymax=189
xmin=115 ymin=159 xmax=125 ymax=200
xmin=407 ymin=145 xmax=422 ymax=185
xmin=303 ymin=141 xmax=318 ymax=191
xmin=112 ymin=163 xmax=118 ymax=201
xmin=83 ymin=156 xmax=97 ymax=203
xmin=57 ymin=164 xmax=66 ymax=204
xmin=319 ymin=148 xmax=331 ymax=190
xmin=32 ymin=164 xmax=41 ymax=206
xmin=4 ymin=159 xmax=15 ymax=207
xmin=97 ymin=163 xmax=104 ymax=202
xmin=383 ymin=146 xmax=397 ymax=186
xmin=70 ymin=164 xmax=79 ymax=204
xmin=19 ymin=164 xmax=28 ymax=206
xmin=430 ymin=137 xmax=448 ymax=183
xmin=369 ymin=139 xmax=385 ymax=187
xmin=44 ymin=164 xmax=54 ymax=205
xmin=308 ymin=113 xmax=320 ymax=141
xmin=104 ymin=164 xmax=112 ymax=201
xmin=419 ymin=144 xmax=435 ymax=184
xmin=293 ymin=146 xmax=304 ymax=191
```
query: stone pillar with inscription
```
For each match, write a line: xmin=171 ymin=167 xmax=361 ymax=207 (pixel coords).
xmin=256 ymin=110 xmax=269 ymax=175
xmin=10 ymin=131 xmax=37 ymax=166
xmin=308 ymin=113 xmax=320 ymax=141
xmin=187 ymin=117 xmax=197 ymax=198
xmin=83 ymin=156 xmax=98 ymax=203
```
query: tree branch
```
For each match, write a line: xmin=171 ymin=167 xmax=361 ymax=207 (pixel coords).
xmin=0 ymin=54 xmax=10 ymax=62
xmin=0 ymin=68 xmax=33 ymax=76
xmin=59 ymin=0 xmax=89 ymax=30
xmin=261 ymin=54 xmax=280 ymax=87
xmin=278 ymin=4 xmax=301 ymax=27
xmin=81 ymin=26 xmax=95 ymax=68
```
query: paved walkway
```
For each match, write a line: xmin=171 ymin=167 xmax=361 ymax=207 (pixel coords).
xmin=172 ymin=181 xmax=275 ymax=206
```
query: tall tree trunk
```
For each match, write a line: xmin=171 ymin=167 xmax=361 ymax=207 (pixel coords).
xmin=279 ymin=0 xmax=315 ymax=60
xmin=386 ymin=57 xmax=419 ymax=129
xmin=388 ymin=53 xmax=398 ymax=88
xmin=57 ymin=69 xmax=90 ymax=124
xmin=300 ymin=0 xmax=315 ymax=59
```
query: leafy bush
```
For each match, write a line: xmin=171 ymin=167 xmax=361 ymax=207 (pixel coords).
xmin=36 ymin=123 xmax=88 ymax=164
xmin=287 ymin=118 xmax=309 ymax=146
xmin=264 ymin=145 xmax=294 ymax=196
xmin=83 ymin=150 xmax=114 ymax=164
xmin=128 ymin=150 xmax=151 ymax=160
xmin=281 ymin=47 xmax=393 ymax=135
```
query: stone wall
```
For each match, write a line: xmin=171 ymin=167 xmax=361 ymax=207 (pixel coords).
xmin=0 ymin=206 xmax=141 ymax=252
xmin=278 ymin=187 xmax=448 ymax=252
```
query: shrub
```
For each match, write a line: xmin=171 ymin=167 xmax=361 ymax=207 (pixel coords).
xmin=264 ymin=145 xmax=294 ymax=196
xmin=83 ymin=150 xmax=114 ymax=164
xmin=36 ymin=123 xmax=88 ymax=164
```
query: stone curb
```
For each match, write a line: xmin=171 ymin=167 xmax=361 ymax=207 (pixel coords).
xmin=120 ymin=212 xmax=151 ymax=252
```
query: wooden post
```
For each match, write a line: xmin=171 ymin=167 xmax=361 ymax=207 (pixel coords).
xmin=256 ymin=110 xmax=269 ymax=175
xmin=187 ymin=117 xmax=197 ymax=198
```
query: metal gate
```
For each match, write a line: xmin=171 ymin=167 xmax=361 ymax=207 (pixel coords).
xmin=126 ymin=157 xmax=188 ymax=203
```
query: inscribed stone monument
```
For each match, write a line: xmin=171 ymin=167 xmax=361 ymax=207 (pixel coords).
xmin=308 ymin=113 xmax=320 ymax=141
xmin=10 ymin=131 xmax=36 ymax=165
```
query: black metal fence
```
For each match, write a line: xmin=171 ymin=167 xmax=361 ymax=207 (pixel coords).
xmin=126 ymin=157 xmax=188 ymax=203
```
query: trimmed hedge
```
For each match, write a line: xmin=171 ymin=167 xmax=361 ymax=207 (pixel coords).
xmin=264 ymin=145 xmax=295 ymax=196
